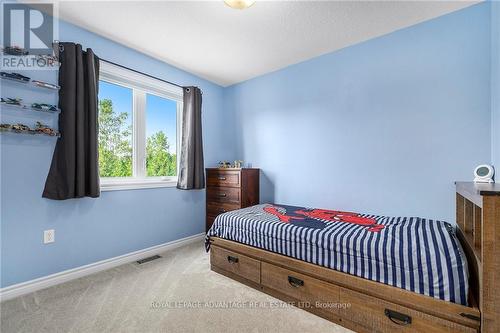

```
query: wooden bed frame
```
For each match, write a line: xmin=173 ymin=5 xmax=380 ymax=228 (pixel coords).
xmin=208 ymin=182 xmax=500 ymax=332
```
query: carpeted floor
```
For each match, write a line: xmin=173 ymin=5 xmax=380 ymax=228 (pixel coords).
xmin=0 ymin=241 xmax=351 ymax=333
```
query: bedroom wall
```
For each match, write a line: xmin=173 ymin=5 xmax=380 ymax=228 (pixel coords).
xmin=225 ymin=2 xmax=491 ymax=222
xmin=0 ymin=18 xmax=236 ymax=287
xmin=492 ymin=0 xmax=500 ymax=174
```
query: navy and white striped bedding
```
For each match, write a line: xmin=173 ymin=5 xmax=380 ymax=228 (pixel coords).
xmin=205 ymin=204 xmax=469 ymax=305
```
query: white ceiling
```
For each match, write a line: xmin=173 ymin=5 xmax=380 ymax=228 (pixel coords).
xmin=49 ymin=0 xmax=479 ymax=86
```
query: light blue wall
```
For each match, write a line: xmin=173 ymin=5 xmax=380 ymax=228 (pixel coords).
xmin=225 ymin=3 xmax=491 ymax=222
xmin=492 ymin=0 xmax=500 ymax=173
xmin=0 ymin=18 xmax=236 ymax=287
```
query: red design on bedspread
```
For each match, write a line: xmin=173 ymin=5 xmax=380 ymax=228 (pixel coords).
xmin=263 ymin=206 xmax=303 ymax=223
xmin=264 ymin=205 xmax=384 ymax=232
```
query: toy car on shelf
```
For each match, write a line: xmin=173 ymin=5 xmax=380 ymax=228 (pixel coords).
xmin=31 ymin=80 xmax=60 ymax=90
xmin=3 ymin=46 xmax=29 ymax=56
xmin=35 ymin=122 xmax=58 ymax=136
xmin=31 ymin=103 xmax=58 ymax=112
xmin=0 ymin=123 xmax=11 ymax=131
xmin=11 ymin=123 xmax=32 ymax=133
xmin=0 ymin=72 xmax=30 ymax=82
xmin=1 ymin=97 xmax=23 ymax=106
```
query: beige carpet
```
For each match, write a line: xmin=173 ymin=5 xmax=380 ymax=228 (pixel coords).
xmin=0 ymin=242 xmax=351 ymax=333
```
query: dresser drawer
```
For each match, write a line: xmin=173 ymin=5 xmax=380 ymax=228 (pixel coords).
xmin=211 ymin=246 xmax=260 ymax=284
xmin=207 ymin=170 xmax=241 ymax=188
xmin=339 ymin=288 xmax=475 ymax=333
xmin=205 ymin=168 xmax=259 ymax=232
xmin=261 ymin=262 xmax=340 ymax=315
xmin=207 ymin=187 xmax=240 ymax=203
xmin=207 ymin=202 xmax=241 ymax=216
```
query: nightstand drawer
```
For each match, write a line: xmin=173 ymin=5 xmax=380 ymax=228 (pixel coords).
xmin=207 ymin=170 xmax=241 ymax=188
xmin=207 ymin=187 xmax=240 ymax=203
xmin=207 ymin=202 xmax=241 ymax=215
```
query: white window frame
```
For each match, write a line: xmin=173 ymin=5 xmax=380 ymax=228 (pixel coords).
xmin=98 ymin=61 xmax=183 ymax=191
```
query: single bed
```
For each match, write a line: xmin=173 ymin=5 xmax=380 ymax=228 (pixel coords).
xmin=206 ymin=183 xmax=500 ymax=332
xmin=206 ymin=203 xmax=469 ymax=305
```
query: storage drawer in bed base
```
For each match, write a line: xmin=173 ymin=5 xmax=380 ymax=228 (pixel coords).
xmin=209 ymin=239 xmax=480 ymax=333
xmin=210 ymin=245 xmax=260 ymax=284
xmin=340 ymin=288 xmax=476 ymax=333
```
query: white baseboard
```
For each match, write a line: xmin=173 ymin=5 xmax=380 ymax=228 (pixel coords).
xmin=0 ymin=233 xmax=205 ymax=302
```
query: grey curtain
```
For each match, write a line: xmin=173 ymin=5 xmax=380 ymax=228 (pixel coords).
xmin=43 ymin=42 xmax=100 ymax=199
xmin=177 ymin=86 xmax=205 ymax=190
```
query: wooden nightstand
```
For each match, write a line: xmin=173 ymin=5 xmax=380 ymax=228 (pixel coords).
xmin=205 ymin=168 xmax=259 ymax=231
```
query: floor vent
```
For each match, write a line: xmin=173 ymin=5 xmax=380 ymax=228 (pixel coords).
xmin=136 ymin=255 xmax=162 ymax=264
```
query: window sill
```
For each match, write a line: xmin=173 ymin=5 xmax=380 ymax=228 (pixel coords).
xmin=100 ymin=178 xmax=178 ymax=191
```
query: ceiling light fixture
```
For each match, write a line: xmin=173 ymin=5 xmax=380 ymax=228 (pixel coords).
xmin=224 ymin=0 xmax=256 ymax=10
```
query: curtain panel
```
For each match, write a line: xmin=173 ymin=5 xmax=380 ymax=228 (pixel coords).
xmin=43 ymin=43 xmax=100 ymax=200
xmin=177 ymin=86 xmax=205 ymax=190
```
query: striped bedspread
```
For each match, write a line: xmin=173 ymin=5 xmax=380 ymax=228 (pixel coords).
xmin=205 ymin=204 xmax=469 ymax=305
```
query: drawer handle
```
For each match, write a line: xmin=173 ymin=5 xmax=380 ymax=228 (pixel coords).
xmin=384 ymin=309 xmax=411 ymax=326
xmin=459 ymin=313 xmax=480 ymax=321
xmin=219 ymin=193 xmax=227 ymax=197
xmin=227 ymin=255 xmax=239 ymax=264
xmin=287 ymin=276 xmax=304 ymax=288
xmin=218 ymin=177 xmax=226 ymax=180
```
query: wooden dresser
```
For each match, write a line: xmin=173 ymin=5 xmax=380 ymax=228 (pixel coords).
xmin=205 ymin=168 xmax=259 ymax=231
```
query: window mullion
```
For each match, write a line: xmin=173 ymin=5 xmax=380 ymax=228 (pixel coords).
xmin=134 ymin=90 xmax=146 ymax=178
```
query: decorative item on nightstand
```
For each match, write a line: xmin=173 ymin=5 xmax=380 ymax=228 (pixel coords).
xmin=217 ymin=161 xmax=231 ymax=168
xmin=474 ymin=164 xmax=494 ymax=183
xmin=205 ymin=167 xmax=259 ymax=231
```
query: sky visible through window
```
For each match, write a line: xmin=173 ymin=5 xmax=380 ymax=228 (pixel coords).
xmin=146 ymin=93 xmax=177 ymax=153
xmin=99 ymin=80 xmax=132 ymax=126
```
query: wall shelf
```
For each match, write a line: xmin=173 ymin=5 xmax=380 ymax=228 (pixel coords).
xmin=0 ymin=70 xmax=60 ymax=142
xmin=1 ymin=103 xmax=60 ymax=114
xmin=0 ymin=128 xmax=60 ymax=138
xmin=0 ymin=76 xmax=60 ymax=91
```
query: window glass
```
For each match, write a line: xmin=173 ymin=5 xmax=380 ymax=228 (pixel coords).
xmin=145 ymin=93 xmax=177 ymax=177
xmin=98 ymin=80 xmax=133 ymax=177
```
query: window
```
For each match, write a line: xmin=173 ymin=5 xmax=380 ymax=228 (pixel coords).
xmin=98 ymin=62 xmax=182 ymax=190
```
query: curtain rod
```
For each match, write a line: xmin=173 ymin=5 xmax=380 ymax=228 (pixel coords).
xmin=99 ymin=58 xmax=185 ymax=89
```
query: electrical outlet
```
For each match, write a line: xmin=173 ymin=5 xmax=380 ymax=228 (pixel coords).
xmin=44 ymin=229 xmax=55 ymax=244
